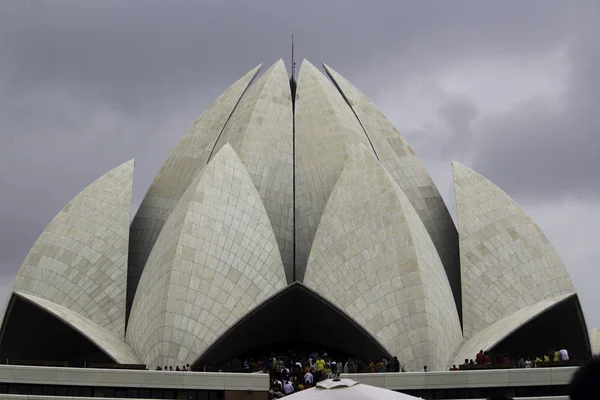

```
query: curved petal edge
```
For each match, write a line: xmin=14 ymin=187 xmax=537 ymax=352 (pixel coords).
xmin=294 ymin=60 xmax=376 ymax=281
xmin=126 ymin=143 xmax=287 ymax=368
xmin=211 ymin=60 xmax=294 ymax=283
xmin=127 ymin=64 xmax=261 ymax=316
xmin=305 ymin=145 xmax=462 ymax=371
xmin=590 ymin=328 xmax=600 ymax=355
xmin=10 ymin=159 xmax=134 ymax=338
xmin=12 ymin=291 xmax=139 ymax=364
xmin=453 ymin=161 xmax=575 ymax=339
xmin=323 ymin=64 xmax=461 ymax=319
xmin=451 ymin=293 xmax=574 ymax=365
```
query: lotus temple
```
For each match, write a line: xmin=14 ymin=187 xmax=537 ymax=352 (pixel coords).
xmin=0 ymin=59 xmax=597 ymax=399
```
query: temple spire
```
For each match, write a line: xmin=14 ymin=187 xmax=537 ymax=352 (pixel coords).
xmin=291 ymin=34 xmax=296 ymax=80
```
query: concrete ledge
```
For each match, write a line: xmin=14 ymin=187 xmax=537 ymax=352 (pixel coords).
xmin=0 ymin=365 xmax=269 ymax=391
xmin=0 ymin=365 xmax=576 ymax=392
xmin=341 ymin=367 xmax=576 ymax=389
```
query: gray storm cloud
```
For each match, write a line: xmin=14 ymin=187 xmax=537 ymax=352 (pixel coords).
xmin=1 ymin=0 xmax=599 ymax=326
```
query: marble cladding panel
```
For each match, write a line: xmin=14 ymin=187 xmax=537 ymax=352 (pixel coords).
xmin=127 ymin=65 xmax=261 ymax=313
xmin=211 ymin=60 xmax=294 ymax=283
xmin=126 ymin=144 xmax=286 ymax=368
xmin=12 ymin=160 xmax=134 ymax=338
xmin=304 ymin=146 xmax=461 ymax=371
xmin=453 ymin=162 xmax=575 ymax=339
xmin=323 ymin=64 xmax=461 ymax=316
xmin=589 ymin=327 xmax=600 ymax=355
xmin=294 ymin=60 xmax=375 ymax=282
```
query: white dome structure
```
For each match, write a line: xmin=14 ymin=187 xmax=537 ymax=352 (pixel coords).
xmin=0 ymin=60 xmax=591 ymax=372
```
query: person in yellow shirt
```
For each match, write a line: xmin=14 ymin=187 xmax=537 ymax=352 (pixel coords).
xmin=316 ymin=357 xmax=325 ymax=372
xmin=554 ymin=350 xmax=560 ymax=362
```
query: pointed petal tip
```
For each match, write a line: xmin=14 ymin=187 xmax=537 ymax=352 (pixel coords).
xmin=210 ymin=142 xmax=240 ymax=163
xmin=111 ymin=159 xmax=135 ymax=179
xmin=247 ymin=63 xmax=262 ymax=77
xmin=109 ymin=158 xmax=135 ymax=171
xmin=300 ymin=58 xmax=315 ymax=68
xmin=451 ymin=160 xmax=469 ymax=170
xmin=267 ymin=59 xmax=288 ymax=72
xmin=219 ymin=142 xmax=234 ymax=152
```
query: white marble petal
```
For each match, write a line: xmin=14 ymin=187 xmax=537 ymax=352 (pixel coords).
xmin=10 ymin=160 xmax=134 ymax=338
xmin=453 ymin=161 xmax=575 ymax=339
xmin=211 ymin=60 xmax=293 ymax=283
xmin=323 ymin=64 xmax=461 ymax=316
xmin=305 ymin=146 xmax=462 ymax=371
xmin=295 ymin=60 xmax=376 ymax=281
xmin=126 ymin=144 xmax=287 ymax=368
xmin=128 ymin=65 xmax=261 ymax=312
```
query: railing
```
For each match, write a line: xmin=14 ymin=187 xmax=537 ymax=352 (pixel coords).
xmin=86 ymin=363 xmax=147 ymax=370
xmin=12 ymin=360 xmax=68 ymax=367
xmin=459 ymin=360 xmax=584 ymax=370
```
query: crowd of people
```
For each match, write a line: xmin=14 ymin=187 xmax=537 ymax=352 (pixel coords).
xmin=127 ymin=355 xmax=600 ymax=399
xmin=240 ymin=351 xmax=405 ymax=398
xmin=449 ymin=348 xmax=571 ymax=370
xmin=149 ymin=347 xmax=572 ymax=383
xmin=154 ymin=364 xmax=192 ymax=371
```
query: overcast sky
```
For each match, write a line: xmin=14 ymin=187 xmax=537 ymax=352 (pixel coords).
xmin=1 ymin=0 xmax=599 ymax=328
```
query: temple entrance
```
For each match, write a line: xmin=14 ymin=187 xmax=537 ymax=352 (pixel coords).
xmin=0 ymin=294 xmax=114 ymax=367
xmin=192 ymin=283 xmax=390 ymax=372
xmin=489 ymin=294 xmax=591 ymax=362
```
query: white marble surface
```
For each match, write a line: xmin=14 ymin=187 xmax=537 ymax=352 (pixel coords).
xmin=10 ymin=160 xmax=134 ymax=339
xmin=589 ymin=327 xmax=600 ymax=355
xmin=126 ymin=144 xmax=287 ymax=368
xmin=210 ymin=60 xmax=294 ymax=283
xmin=128 ymin=65 xmax=261 ymax=312
xmin=0 ymin=61 xmax=590 ymax=379
xmin=323 ymin=64 xmax=461 ymax=315
xmin=305 ymin=146 xmax=462 ymax=371
xmin=453 ymin=161 xmax=575 ymax=339
xmin=294 ymin=59 xmax=376 ymax=281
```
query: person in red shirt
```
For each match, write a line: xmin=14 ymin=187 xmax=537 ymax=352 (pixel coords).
xmin=476 ymin=350 xmax=485 ymax=364
xmin=483 ymin=352 xmax=491 ymax=364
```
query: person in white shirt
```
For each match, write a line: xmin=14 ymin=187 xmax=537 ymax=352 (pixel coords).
xmin=559 ymin=348 xmax=569 ymax=360
xmin=283 ymin=381 xmax=294 ymax=395
xmin=330 ymin=361 xmax=337 ymax=378
xmin=304 ymin=370 xmax=314 ymax=385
